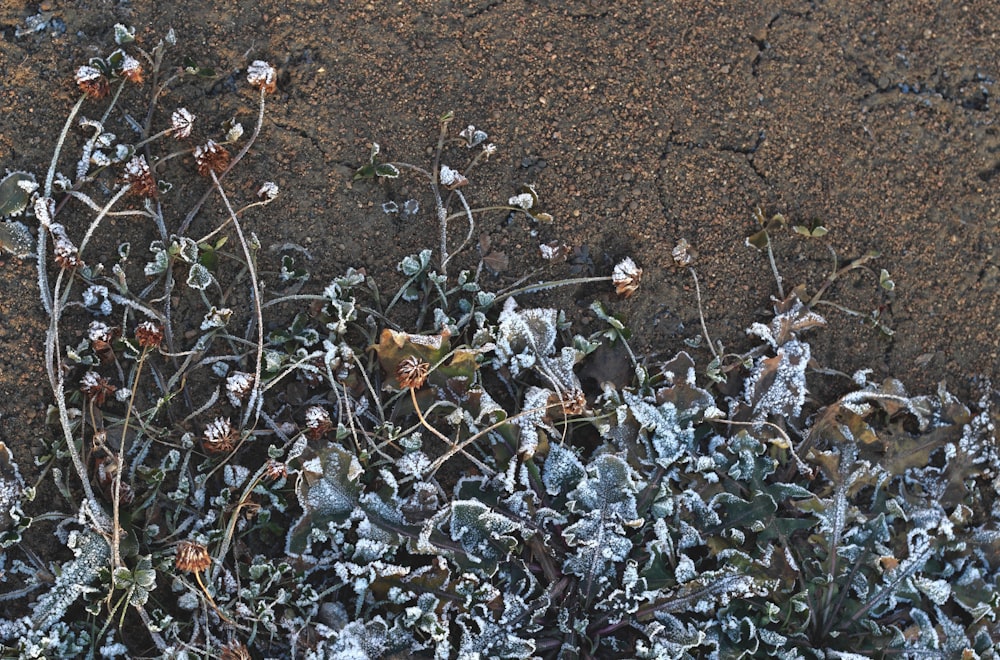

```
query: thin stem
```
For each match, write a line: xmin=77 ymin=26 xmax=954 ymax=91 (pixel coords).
xmin=689 ymin=267 xmax=720 ymax=361
xmin=209 ymin=170 xmax=264 ymax=429
xmin=493 ymin=275 xmax=612 ymax=307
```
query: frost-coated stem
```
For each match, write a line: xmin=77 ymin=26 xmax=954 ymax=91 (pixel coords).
xmin=440 ymin=189 xmax=475 ymax=273
xmin=210 ymin=171 xmax=264 ymax=429
xmin=689 ymin=267 xmax=720 ymax=362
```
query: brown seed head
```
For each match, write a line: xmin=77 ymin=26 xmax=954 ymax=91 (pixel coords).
xmin=135 ymin=321 xmax=163 ymax=349
xmin=175 ymin=540 xmax=211 ymax=573
xmin=304 ymin=405 xmax=334 ymax=440
xmin=194 ymin=140 xmax=231 ymax=177
xmin=203 ymin=417 xmax=238 ymax=454
xmin=123 ymin=155 xmax=157 ymax=198
xmin=263 ymin=459 xmax=288 ymax=482
xmin=396 ymin=355 xmax=430 ymax=390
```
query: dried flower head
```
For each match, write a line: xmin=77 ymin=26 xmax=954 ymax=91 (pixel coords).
xmin=438 ymin=165 xmax=468 ymax=189
xmin=257 ymin=181 xmax=279 ymax=201
xmin=220 ymin=641 xmax=252 ymax=660
xmin=612 ymin=257 xmax=643 ymax=299
xmin=263 ymin=459 xmax=288 ymax=482
xmin=671 ymin=238 xmax=694 ymax=267
xmin=123 ymin=155 xmax=157 ymax=198
xmin=80 ymin=371 xmax=117 ymax=406
xmin=75 ymin=65 xmax=109 ymax=99
xmin=304 ymin=405 xmax=334 ymax=440
xmin=194 ymin=140 xmax=231 ymax=177
xmin=49 ymin=223 xmax=82 ymax=269
xmin=175 ymin=540 xmax=211 ymax=573
xmin=134 ymin=321 xmax=163 ymax=349
xmin=171 ymin=108 xmax=195 ymax=139
xmin=246 ymin=60 xmax=277 ymax=94
xmin=118 ymin=53 xmax=143 ymax=84
xmin=203 ymin=417 xmax=238 ymax=454
xmin=225 ymin=371 xmax=254 ymax=406
xmin=396 ymin=356 xmax=430 ymax=390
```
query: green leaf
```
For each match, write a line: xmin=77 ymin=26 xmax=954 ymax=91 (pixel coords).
xmin=374 ymin=163 xmax=400 ymax=178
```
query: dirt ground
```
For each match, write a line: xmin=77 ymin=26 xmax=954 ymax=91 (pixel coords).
xmin=1 ymin=0 xmax=998 ymax=533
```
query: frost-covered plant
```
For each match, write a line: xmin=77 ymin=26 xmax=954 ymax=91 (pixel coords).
xmin=3 ymin=19 xmax=998 ymax=660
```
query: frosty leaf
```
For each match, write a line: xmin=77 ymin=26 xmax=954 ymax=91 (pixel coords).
xmin=0 ymin=220 xmax=35 ymax=258
xmin=457 ymin=604 xmax=536 ymax=659
xmin=494 ymin=298 xmax=559 ymax=376
xmin=562 ymin=455 xmax=640 ymax=602
xmin=744 ymin=339 xmax=810 ymax=420
xmin=542 ymin=441 xmax=586 ymax=497
xmin=0 ymin=171 xmax=37 ymax=216
xmin=624 ymin=391 xmax=694 ymax=467
xmin=186 ymin=262 xmax=215 ymax=290
xmin=449 ymin=500 xmax=523 ymax=577
xmin=287 ymin=444 xmax=363 ymax=557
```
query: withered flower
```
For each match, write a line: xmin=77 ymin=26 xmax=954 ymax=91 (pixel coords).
xmin=203 ymin=417 xmax=238 ymax=454
xmin=134 ymin=321 xmax=163 ymax=349
xmin=75 ymin=65 xmax=109 ymax=99
xmin=304 ymin=405 xmax=334 ymax=440
xmin=49 ymin=223 xmax=82 ymax=269
xmin=194 ymin=140 xmax=231 ymax=177
xmin=80 ymin=371 xmax=117 ymax=406
xmin=246 ymin=60 xmax=277 ymax=94
xmin=175 ymin=540 xmax=211 ymax=573
xmin=263 ymin=459 xmax=288 ymax=482
xmin=123 ymin=155 xmax=157 ymax=198
xmin=396 ymin=355 xmax=430 ymax=390
xmin=612 ymin=257 xmax=643 ymax=299
xmin=671 ymin=238 xmax=694 ymax=267
xmin=170 ymin=107 xmax=195 ymax=139
xmin=220 ymin=641 xmax=252 ymax=660
xmin=118 ymin=53 xmax=143 ymax=84
xmin=225 ymin=371 xmax=254 ymax=406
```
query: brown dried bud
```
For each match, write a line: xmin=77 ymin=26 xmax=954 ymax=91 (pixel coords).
xmin=123 ymin=155 xmax=157 ymax=198
xmin=175 ymin=540 xmax=211 ymax=573
xmin=612 ymin=257 xmax=642 ymax=299
xmin=75 ymin=65 xmax=109 ymax=99
xmin=304 ymin=405 xmax=334 ymax=440
xmin=134 ymin=321 xmax=163 ymax=349
xmin=396 ymin=355 xmax=430 ymax=390
xmin=194 ymin=140 xmax=231 ymax=177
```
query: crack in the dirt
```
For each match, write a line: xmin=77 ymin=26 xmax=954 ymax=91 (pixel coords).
xmin=271 ymin=120 xmax=328 ymax=159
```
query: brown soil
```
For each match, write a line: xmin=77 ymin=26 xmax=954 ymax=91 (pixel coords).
xmin=1 ymin=0 xmax=997 ymax=559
